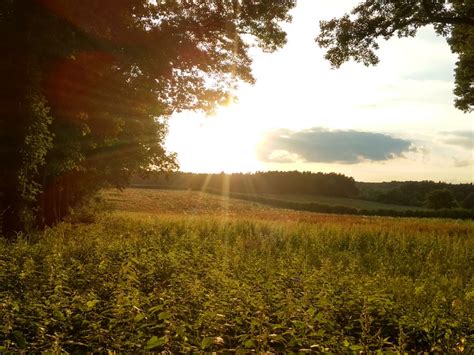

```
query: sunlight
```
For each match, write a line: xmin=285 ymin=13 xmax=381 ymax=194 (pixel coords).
xmin=166 ymin=100 xmax=265 ymax=173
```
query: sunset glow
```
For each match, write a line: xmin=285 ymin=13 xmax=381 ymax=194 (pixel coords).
xmin=166 ymin=0 xmax=473 ymax=183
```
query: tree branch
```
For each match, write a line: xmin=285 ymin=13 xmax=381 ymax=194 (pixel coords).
xmin=422 ymin=0 xmax=474 ymax=26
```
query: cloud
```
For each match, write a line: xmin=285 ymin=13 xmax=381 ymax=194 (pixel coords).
xmin=257 ymin=128 xmax=414 ymax=164
xmin=441 ymin=131 xmax=473 ymax=150
xmin=453 ymin=157 xmax=473 ymax=168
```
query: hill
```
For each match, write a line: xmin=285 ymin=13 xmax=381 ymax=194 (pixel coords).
xmin=132 ymin=172 xmax=474 ymax=212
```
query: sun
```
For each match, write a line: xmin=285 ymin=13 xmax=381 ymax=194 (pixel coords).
xmin=165 ymin=102 xmax=264 ymax=173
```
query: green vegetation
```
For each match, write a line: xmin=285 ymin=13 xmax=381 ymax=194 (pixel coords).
xmin=236 ymin=192 xmax=427 ymax=211
xmin=1 ymin=189 xmax=473 ymax=352
xmin=463 ymin=192 xmax=474 ymax=209
xmin=132 ymin=170 xmax=359 ymax=198
xmin=133 ymin=172 xmax=474 ymax=216
xmin=426 ymin=189 xmax=458 ymax=210
xmin=358 ymin=181 xmax=474 ymax=209
xmin=0 ymin=1 xmax=295 ymax=236
xmin=197 ymin=189 xmax=474 ymax=220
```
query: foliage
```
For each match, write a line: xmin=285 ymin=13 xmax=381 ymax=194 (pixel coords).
xmin=0 ymin=198 xmax=473 ymax=352
xmin=462 ymin=192 xmax=474 ymax=209
xmin=107 ymin=187 xmax=474 ymax=220
xmin=241 ymin=192 xmax=428 ymax=212
xmin=0 ymin=0 xmax=296 ymax=236
xmin=205 ymin=189 xmax=473 ymax=219
xmin=316 ymin=0 xmax=474 ymax=112
xmin=426 ymin=189 xmax=457 ymax=209
xmin=358 ymin=180 xmax=473 ymax=207
xmin=132 ymin=170 xmax=359 ymax=198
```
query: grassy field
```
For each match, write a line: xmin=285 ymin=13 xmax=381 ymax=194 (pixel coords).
xmin=1 ymin=188 xmax=473 ymax=352
xmin=236 ymin=192 xmax=426 ymax=211
xmin=132 ymin=184 xmax=424 ymax=212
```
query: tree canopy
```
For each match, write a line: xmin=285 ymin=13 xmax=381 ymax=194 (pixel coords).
xmin=133 ymin=170 xmax=359 ymax=197
xmin=316 ymin=0 xmax=474 ymax=112
xmin=0 ymin=0 xmax=295 ymax=236
xmin=426 ymin=189 xmax=457 ymax=209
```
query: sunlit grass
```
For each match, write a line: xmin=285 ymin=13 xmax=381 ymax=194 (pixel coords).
xmin=1 ymin=189 xmax=472 ymax=352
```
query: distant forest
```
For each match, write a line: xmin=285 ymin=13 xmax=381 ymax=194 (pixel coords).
xmin=132 ymin=171 xmax=359 ymax=198
xmin=133 ymin=171 xmax=474 ymax=209
xmin=358 ymin=181 xmax=474 ymax=208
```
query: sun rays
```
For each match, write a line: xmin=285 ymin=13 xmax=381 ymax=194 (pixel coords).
xmin=165 ymin=101 xmax=264 ymax=174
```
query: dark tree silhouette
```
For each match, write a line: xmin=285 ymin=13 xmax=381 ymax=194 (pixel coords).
xmin=462 ymin=192 xmax=474 ymax=209
xmin=316 ymin=0 xmax=474 ymax=112
xmin=426 ymin=189 xmax=457 ymax=209
xmin=132 ymin=171 xmax=359 ymax=198
xmin=359 ymin=181 xmax=474 ymax=207
xmin=0 ymin=0 xmax=296 ymax=236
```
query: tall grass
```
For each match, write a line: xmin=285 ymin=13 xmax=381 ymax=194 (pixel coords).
xmin=1 ymin=212 xmax=472 ymax=352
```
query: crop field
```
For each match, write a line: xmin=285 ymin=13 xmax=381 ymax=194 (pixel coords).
xmin=1 ymin=188 xmax=473 ymax=352
xmin=247 ymin=192 xmax=427 ymax=211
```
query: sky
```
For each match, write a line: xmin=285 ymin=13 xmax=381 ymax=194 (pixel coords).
xmin=165 ymin=0 xmax=473 ymax=183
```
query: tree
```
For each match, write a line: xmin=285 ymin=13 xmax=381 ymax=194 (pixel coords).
xmin=426 ymin=189 xmax=457 ymax=209
xmin=316 ymin=0 xmax=474 ymax=112
xmin=462 ymin=192 xmax=474 ymax=209
xmin=0 ymin=0 xmax=296 ymax=237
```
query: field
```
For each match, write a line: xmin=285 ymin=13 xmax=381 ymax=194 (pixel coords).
xmin=1 ymin=188 xmax=473 ymax=352
xmin=230 ymin=192 xmax=426 ymax=211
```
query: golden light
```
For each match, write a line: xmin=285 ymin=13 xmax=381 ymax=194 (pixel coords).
xmin=166 ymin=97 xmax=265 ymax=174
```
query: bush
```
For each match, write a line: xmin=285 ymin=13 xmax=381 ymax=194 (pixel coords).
xmin=425 ymin=189 xmax=457 ymax=210
xmin=65 ymin=195 xmax=112 ymax=224
xmin=462 ymin=192 xmax=474 ymax=209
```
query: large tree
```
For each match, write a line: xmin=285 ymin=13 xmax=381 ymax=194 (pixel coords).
xmin=0 ymin=0 xmax=295 ymax=236
xmin=316 ymin=0 xmax=474 ymax=112
xmin=426 ymin=189 xmax=457 ymax=209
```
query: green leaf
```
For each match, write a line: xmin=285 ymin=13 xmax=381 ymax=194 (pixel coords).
xmin=145 ymin=336 xmax=167 ymax=350
xmin=148 ymin=304 xmax=164 ymax=314
xmin=12 ymin=330 xmax=26 ymax=349
xmin=158 ymin=311 xmax=172 ymax=320
xmin=201 ymin=337 xmax=214 ymax=350
xmin=134 ymin=313 xmax=145 ymax=322
xmin=244 ymin=339 xmax=255 ymax=348
xmin=349 ymin=345 xmax=364 ymax=351
xmin=53 ymin=310 xmax=65 ymax=321
xmin=86 ymin=300 xmax=99 ymax=310
xmin=315 ymin=312 xmax=327 ymax=323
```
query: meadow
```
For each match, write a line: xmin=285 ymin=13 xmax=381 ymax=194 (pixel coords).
xmin=220 ymin=191 xmax=426 ymax=211
xmin=0 ymin=188 xmax=473 ymax=352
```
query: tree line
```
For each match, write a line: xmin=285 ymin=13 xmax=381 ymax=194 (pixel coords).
xmin=132 ymin=171 xmax=359 ymax=198
xmin=203 ymin=189 xmax=474 ymax=220
xmin=358 ymin=181 xmax=474 ymax=209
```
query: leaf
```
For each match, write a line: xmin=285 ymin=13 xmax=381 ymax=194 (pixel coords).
xmin=145 ymin=336 xmax=167 ymax=350
xmin=244 ymin=339 xmax=255 ymax=348
xmin=53 ymin=310 xmax=65 ymax=321
xmin=148 ymin=304 xmax=164 ymax=314
xmin=201 ymin=337 xmax=214 ymax=350
xmin=86 ymin=300 xmax=99 ymax=310
xmin=315 ymin=329 xmax=326 ymax=337
xmin=315 ymin=312 xmax=327 ymax=323
xmin=12 ymin=330 xmax=26 ymax=349
xmin=349 ymin=345 xmax=364 ymax=351
xmin=158 ymin=311 xmax=172 ymax=320
xmin=134 ymin=313 xmax=145 ymax=322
